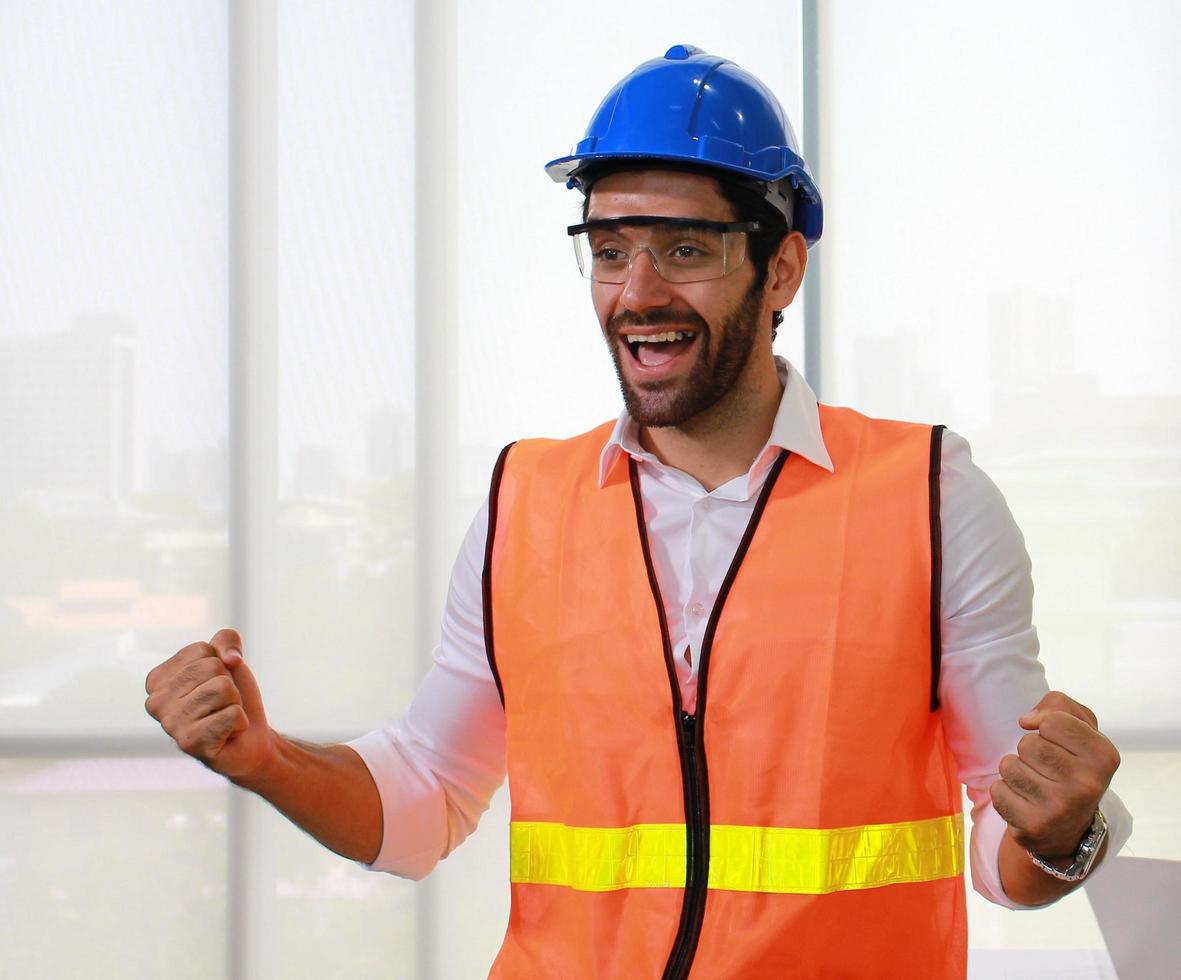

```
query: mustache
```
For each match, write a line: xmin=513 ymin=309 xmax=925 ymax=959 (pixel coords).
xmin=607 ymin=307 xmax=710 ymax=337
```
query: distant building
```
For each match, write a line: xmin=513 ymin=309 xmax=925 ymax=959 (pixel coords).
xmin=148 ymin=438 xmax=228 ymax=513
xmin=0 ymin=317 xmax=135 ymax=505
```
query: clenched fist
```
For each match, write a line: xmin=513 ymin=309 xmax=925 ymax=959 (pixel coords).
xmin=990 ymin=690 xmax=1120 ymax=860
xmin=145 ymin=628 xmax=275 ymax=782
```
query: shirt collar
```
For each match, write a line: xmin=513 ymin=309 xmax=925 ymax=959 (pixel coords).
xmin=597 ymin=356 xmax=836 ymax=489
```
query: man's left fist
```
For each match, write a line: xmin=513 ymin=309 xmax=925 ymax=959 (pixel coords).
xmin=989 ymin=690 xmax=1120 ymax=859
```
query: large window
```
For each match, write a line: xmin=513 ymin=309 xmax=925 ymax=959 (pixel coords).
xmin=3 ymin=2 xmax=1173 ymax=977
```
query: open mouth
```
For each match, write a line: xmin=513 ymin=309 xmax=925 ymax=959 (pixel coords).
xmin=625 ymin=330 xmax=698 ymax=367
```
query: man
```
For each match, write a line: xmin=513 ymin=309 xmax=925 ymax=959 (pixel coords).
xmin=146 ymin=46 xmax=1129 ymax=978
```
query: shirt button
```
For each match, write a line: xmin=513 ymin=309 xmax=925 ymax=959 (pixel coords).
xmin=690 ymin=602 xmax=707 ymax=618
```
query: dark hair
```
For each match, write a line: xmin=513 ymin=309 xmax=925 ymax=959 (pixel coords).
xmin=577 ymin=161 xmax=792 ymax=339
xmin=714 ymin=178 xmax=789 ymax=340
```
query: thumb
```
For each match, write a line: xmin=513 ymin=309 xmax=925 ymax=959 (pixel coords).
xmin=1019 ymin=690 xmax=1098 ymax=731
xmin=1018 ymin=711 xmax=1041 ymax=731
xmin=208 ymin=629 xmax=266 ymax=724
xmin=225 ymin=654 xmax=267 ymax=725
xmin=209 ymin=627 xmax=244 ymax=669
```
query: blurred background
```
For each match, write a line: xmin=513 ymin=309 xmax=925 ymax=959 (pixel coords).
xmin=1 ymin=1 xmax=1177 ymax=977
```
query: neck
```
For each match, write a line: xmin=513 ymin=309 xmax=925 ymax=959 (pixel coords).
xmin=637 ymin=354 xmax=783 ymax=492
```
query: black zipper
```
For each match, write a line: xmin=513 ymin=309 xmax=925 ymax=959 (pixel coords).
xmin=629 ymin=451 xmax=790 ymax=980
xmin=664 ymin=710 xmax=708 ymax=980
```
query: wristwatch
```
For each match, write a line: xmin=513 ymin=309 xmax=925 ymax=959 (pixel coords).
xmin=1026 ymin=808 xmax=1108 ymax=882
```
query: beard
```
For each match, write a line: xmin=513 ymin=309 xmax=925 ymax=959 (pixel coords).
xmin=605 ymin=286 xmax=764 ymax=428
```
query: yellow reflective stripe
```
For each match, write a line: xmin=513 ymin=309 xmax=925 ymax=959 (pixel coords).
xmin=510 ymin=813 xmax=963 ymax=894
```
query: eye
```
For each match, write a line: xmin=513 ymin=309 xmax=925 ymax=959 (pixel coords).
xmin=667 ymin=240 xmax=714 ymax=264
xmin=593 ymin=246 xmax=627 ymax=262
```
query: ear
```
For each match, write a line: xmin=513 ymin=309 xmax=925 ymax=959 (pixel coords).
xmin=762 ymin=230 xmax=808 ymax=314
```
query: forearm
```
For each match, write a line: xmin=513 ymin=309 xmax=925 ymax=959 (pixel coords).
xmin=233 ymin=731 xmax=383 ymax=864
xmin=997 ymin=827 xmax=1108 ymax=907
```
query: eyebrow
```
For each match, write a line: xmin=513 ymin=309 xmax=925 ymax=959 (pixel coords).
xmin=567 ymin=216 xmax=762 ymax=236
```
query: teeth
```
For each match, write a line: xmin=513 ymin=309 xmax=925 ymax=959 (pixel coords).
xmin=630 ymin=331 xmax=693 ymax=344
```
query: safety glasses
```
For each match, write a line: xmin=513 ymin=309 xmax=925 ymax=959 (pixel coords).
xmin=566 ymin=216 xmax=761 ymax=283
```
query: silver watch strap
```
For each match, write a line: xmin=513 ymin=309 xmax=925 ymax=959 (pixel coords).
xmin=1026 ymin=808 xmax=1107 ymax=882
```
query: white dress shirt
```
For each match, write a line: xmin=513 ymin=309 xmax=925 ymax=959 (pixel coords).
xmin=348 ymin=357 xmax=1130 ymax=908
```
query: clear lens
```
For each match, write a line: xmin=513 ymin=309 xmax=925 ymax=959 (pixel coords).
xmin=572 ymin=228 xmax=749 ymax=283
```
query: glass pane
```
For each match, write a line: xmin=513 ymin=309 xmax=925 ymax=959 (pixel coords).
xmin=820 ymin=1 xmax=1181 ymax=734
xmin=0 ymin=758 xmax=227 ymax=979
xmin=238 ymin=791 xmax=417 ymax=980
xmin=0 ymin=2 xmax=229 ymax=736
xmin=269 ymin=0 xmax=418 ymax=734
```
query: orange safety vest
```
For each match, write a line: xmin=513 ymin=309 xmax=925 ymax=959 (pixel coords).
xmin=483 ymin=405 xmax=967 ymax=979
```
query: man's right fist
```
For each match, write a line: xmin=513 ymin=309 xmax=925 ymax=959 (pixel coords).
xmin=145 ymin=628 xmax=273 ymax=782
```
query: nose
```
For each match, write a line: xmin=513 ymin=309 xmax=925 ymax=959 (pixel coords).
xmin=619 ymin=247 xmax=674 ymax=312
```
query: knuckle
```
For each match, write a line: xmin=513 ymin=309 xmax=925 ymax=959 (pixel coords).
xmin=188 ymin=683 xmax=224 ymax=713
xmin=175 ymin=640 xmax=214 ymax=664
xmin=1040 ymin=709 xmax=1068 ymax=731
xmin=206 ymin=708 xmax=241 ymax=744
xmin=1039 ymin=712 xmax=1075 ymax=743
xmin=179 ymin=722 xmax=224 ymax=760
xmin=147 ymin=643 xmax=221 ymax=693
xmin=990 ymin=789 xmax=1020 ymax=828
xmin=213 ymin=675 xmax=239 ymax=700
xmin=1047 ymin=754 xmax=1071 ymax=779
xmin=1003 ymin=764 xmax=1040 ymax=799
xmin=176 ymin=729 xmax=202 ymax=755
xmin=1033 ymin=741 xmax=1070 ymax=778
xmin=1041 ymin=690 xmax=1069 ymax=711
xmin=179 ymin=658 xmax=222 ymax=688
xmin=204 ymin=713 xmax=230 ymax=741
xmin=1046 ymin=690 xmax=1098 ymax=729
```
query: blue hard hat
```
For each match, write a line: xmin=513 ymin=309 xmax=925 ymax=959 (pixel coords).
xmin=546 ymin=44 xmax=823 ymax=247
